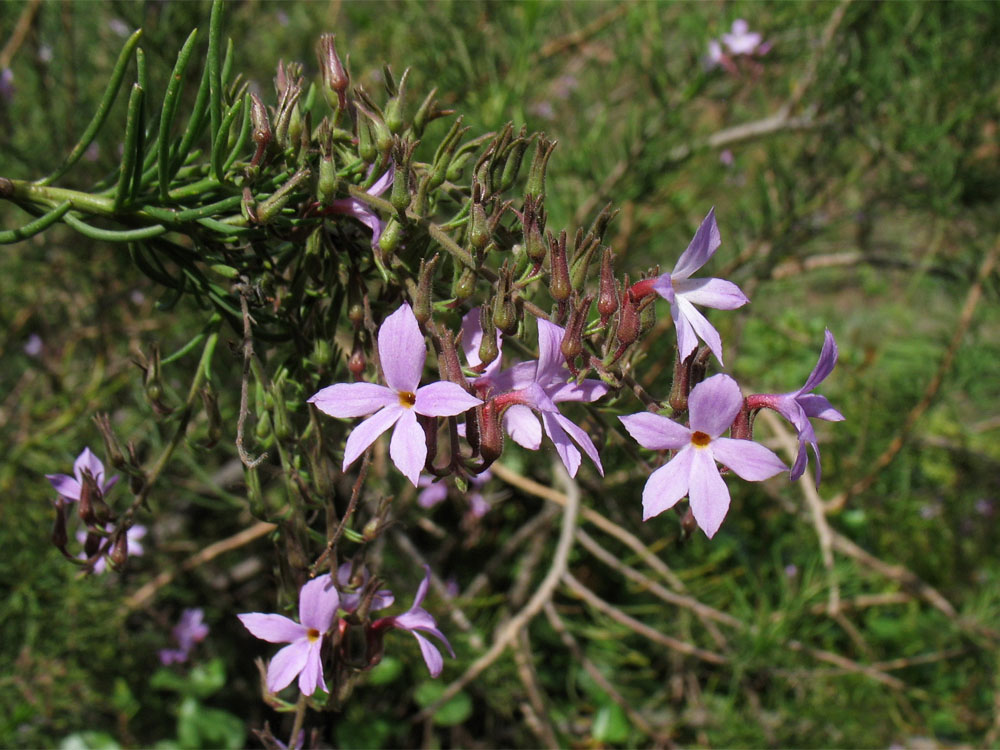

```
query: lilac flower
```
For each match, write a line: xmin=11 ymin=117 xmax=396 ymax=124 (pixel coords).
xmin=336 ymin=563 xmax=394 ymax=613
xmin=0 ymin=68 xmax=13 ymax=104
xmin=418 ymin=470 xmax=493 ymax=517
xmin=308 ymin=304 xmax=482 ymax=486
xmin=491 ymin=318 xmax=608 ymax=477
xmin=722 ymin=19 xmax=765 ymax=56
xmin=619 ymin=374 xmax=786 ymax=538
xmin=159 ymin=608 xmax=210 ymax=665
xmin=373 ymin=566 xmax=454 ymax=677
xmin=24 ymin=333 xmax=43 ymax=357
xmin=325 ymin=167 xmax=393 ymax=246
xmin=46 ymin=447 xmax=119 ymax=503
xmin=649 ymin=208 xmax=748 ymax=365
xmin=77 ymin=523 xmax=146 ymax=574
xmin=238 ymin=574 xmax=340 ymax=696
xmin=749 ymin=330 xmax=844 ymax=483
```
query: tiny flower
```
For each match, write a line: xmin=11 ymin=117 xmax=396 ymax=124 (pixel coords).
xmin=722 ymin=19 xmax=765 ymax=56
xmin=24 ymin=333 xmax=43 ymax=357
xmin=749 ymin=330 xmax=845 ymax=483
xmin=77 ymin=523 xmax=146 ymax=574
xmin=649 ymin=208 xmax=748 ymax=364
xmin=325 ymin=167 xmax=393 ymax=246
xmin=373 ymin=566 xmax=454 ymax=677
xmin=47 ymin=448 xmax=118 ymax=503
xmin=238 ymin=574 xmax=340 ymax=696
xmin=160 ymin=608 xmax=210 ymax=665
xmin=0 ymin=68 xmax=13 ymax=104
xmin=108 ymin=18 xmax=131 ymax=38
xmin=418 ymin=470 xmax=493 ymax=517
xmin=619 ymin=374 xmax=786 ymax=538
xmin=492 ymin=318 xmax=608 ymax=477
xmin=309 ymin=304 xmax=482 ymax=486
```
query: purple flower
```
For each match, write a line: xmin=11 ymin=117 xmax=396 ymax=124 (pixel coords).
xmin=24 ymin=333 xmax=43 ymax=357
xmin=308 ymin=304 xmax=482 ymax=486
xmin=750 ymin=330 xmax=845 ymax=483
xmin=722 ymin=19 xmax=765 ymax=56
xmin=77 ymin=523 xmax=146 ymax=574
xmin=46 ymin=447 xmax=119 ymax=503
xmin=336 ymin=563 xmax=395 ymax=613
xmin=418 ymin=470 xmax=493 ymax=517
xmin=373 ymin=566 xmax=454 ymax=677
xmin=619 ymin=374 xmax=786 ymax=538
xmin=238 ymin=574 xmax=340 ymax=696
xmin=160 ymin=608 xmax=210 ymax=665
xmin=325 ymin=167 xmax=393 ymax=246
xmin=492 ymin=318 xmax=608 ymax=477
xmin=650 ymin=209 xmax=748 ymax=365
xmin=0 ymin=68 xmax=13 ymax=104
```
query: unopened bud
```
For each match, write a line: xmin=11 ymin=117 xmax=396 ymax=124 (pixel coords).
xmin=390 ymin=156 xmax=410 ymax=214
xmin=93 ymin=413 xmax=126 ymax=471
xmin=78 ymin=471 xmax=96 ymax=525
xmin=639 ymin=295 xmax=656 ymax=336
xmin=348 ymin=339 xmax=366 ymax=379
xmin=413 ymin=254 xmax=440 ymax=326
xmin=357 ymin=117 xmax=376 ymax=163
xmin=598 ymin=247 xmax=619 ymax=324
xmin=616 ymin=285 xmax=640 ymax=349
xmin=586 ymin=202 xmax=619 ymax=243
xmin=453 ymin=266 xmax=477 ymax=300
xmin=109 ymin=528 xmax=129 ymax=569
xmin=362 ymin=518 xmax=380 ymax=542
xmin=84 ymin=530 xmax=101 ymax=558
xmin=548 ymin=230 xmax=571 ymax=302
xmin=522 ymin=195 xmax=547 ymax=267
xmin=478 ymin=399 xmax=504 ymax=468
xmin=318 ymin=154 xmax=336 ymax=205
xmin=561 ymin=294 xmax=593 ymax=369
xmin=469 ymin=196 xmax=489 ymax=252
xmin=317 ymin=34 xmax=350 ymax=111
xmin=526 ymin=135 xmax=556 ymax=199
xmin=246 ymin=466 xmax=266 ymax=519
xmin=477 ymin=306 xmax=499 ymax=367
xmin=249 ymin=93 xmax=272 ymax=167
xmin=499 ymin=126 xmax=531 ymax=192
xmin=52 ymin=499 xmax=68 ymax=551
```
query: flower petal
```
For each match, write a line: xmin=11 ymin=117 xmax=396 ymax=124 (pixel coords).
xmin=389 ymin=409 xmax=427 ymax=486
xmin=308 ymin=382 xmax=396 ymax=418
xmin=798 ymin=394 xmax=845 ymax=422
xmin=413 ymin=381 xmax=482 ymax=417
xmin=652 ymin=273 xmax=675 ymax=304
xmin=711 ymin=438 xmax=787 ymax=481
xmin=74 ymin=447 xmax=105 ymax=486
xmin=672 ymin=277 xmax=748 ymax=310
xmin=238 ymin=613 xmax=306 ymax=644
xmin=297 ymin=640 xmax=326 ymax=696
xmin=368 ymin=167 xmax=394 ymax=197
xmin=46 ymin=473 xmax=81 ymax=501
xmin=418 ymin=479 xmax=449 ymax=508
xmin=619 ymin=412 xmax=690 ymax=451
xmin=642 ymin=448 xmax=693 ymax=520
xmin=534 ymin=318 xmax=567 ymax=382
xmin=800 ymin=329 xmax=839 ymax=393
xmin=299 ymin=574 xmax=339 ymax=632
xmin=411 ymin=631 xmax=445 ymax=677
xmin=551 ymin=411 xmax=604 ymax=476
xmin=343 ymin=406 xmax=403 ymax=470
xmin=549 ymin=377 xmax=609 ymax=404
xmin=671 ymin=298 xmax=700 ymax=362
xmin=540 ymin=412 xmax=581 ymax=478
xmin=503 ymin=405 xmax=542 ymax=449
xmin=378 ymin=304 xmax=426 ymax=393
xmin=675 ymin=296 xmax=725 ymax=365
xmin=266 ymin=640 xmax=311 ymax=693
xmin=687 ymin=449 xmax=730 ymax=538
xmin=687 ymin=374 xmax=743 ymax=437
xmin=671 ymin=208 xmax=721 ymax=281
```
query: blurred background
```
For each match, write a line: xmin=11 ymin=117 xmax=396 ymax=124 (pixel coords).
xmin=2 ymin=1 xmax=999 ymax=747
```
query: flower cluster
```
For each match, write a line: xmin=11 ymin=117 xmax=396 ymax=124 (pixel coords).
xmin=238 ymin=565 xmax=452 ymax=696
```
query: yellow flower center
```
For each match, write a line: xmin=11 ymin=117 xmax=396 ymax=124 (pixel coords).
xmin=306 ymin=628 xmax=321 ymax=642
xmin=691 ymin=431 xmax=711 ymax=447
xmin=398 ymin=390 xmax=416 ymax=408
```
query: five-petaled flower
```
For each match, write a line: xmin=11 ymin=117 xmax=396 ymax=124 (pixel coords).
xmin=160 ymin=608 xmax=210 ymax=665
xmin=47 ymin=447 xmax=118 ymax=503
xmin=238 ymin=574 xmax=340 ymax=696
xmin=490 ymin=318 xmax=608 ymax=478
xmin=619 ymin=374 xmax=786 ymax=538
xmin=372 ymin=566 xmax=454 ymax=677
xmin=308 ymin=303 xmax=482 ymax=487
xmin=645 ymin=209 xmax=748 ymax=365
xmin=748 ymin=329 xmax=845 ymax=483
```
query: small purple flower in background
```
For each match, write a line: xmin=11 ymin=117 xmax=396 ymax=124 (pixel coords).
xmin=373 ymin=566 xmax=454 ymax=677
xmin=719 ymin=149 xmax=735 ymax=167
xmin=0 ymin=68 xmax=14 ymax=104
xmin=324 ymin=167 xmax=393 ymax=246
xmin=418 ymin=470 xmax=493 ymax=517
xmin=784 ymin=564 xmax=799 ymax=578
xmin=38 ymin=44 xmax=53 ymax=64
xmin=749 ymin=330 xmax=844 ymax=483
xmin=83 ymin=143 xmax=101 ymax=163
xmin=619 ymin=374 xmax=786 ymax=538
xmin=722 ymin=19 xmax=765 ymax=56
xmin=492 ymin=318 xmax=608 ymax=477
xmin=77 ymin=524 xmax=146 ymax=573
xmin=108 ymin=18 xmax=131 ymax=37
xmin=643 ymin=208 xmax=749 ymax=365
xmin=160 ymin=608 xmax=210 ymax=665
xmin=238 ymin=574 xmax=340 ymax=696
xmin=24 ymin=333 xmax=43 ymax=358
xmin=47 ymin=447 xmax=119 ymax=503
xmin=336 ymin=562 xmax=395 ymax=613
xmin=309 ymin=303 xmax=482 ymax=486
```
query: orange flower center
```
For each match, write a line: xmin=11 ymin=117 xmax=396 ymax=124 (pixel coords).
xmin=691 ymin=431 xmax=711 ymax=447
xmin=307 ymin=628 xmax=321 ymax=642
xmin=398 ymin=390 xmax=416 ymax=408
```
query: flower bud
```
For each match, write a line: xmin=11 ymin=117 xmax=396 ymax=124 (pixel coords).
xmin=586 ymin=201 xmax=619 ymax=244
xmin=453 ymin=266 xmax=477 ymax=300
xmin=109 ymin=528 xmax=129 ymax=569
xmin=521 ymin=195 xmax=547 ymax=267
xmin=499 ymin=126 xmax=531 ymax=192
xmin=598 ymin=247 xmax=619 ymax=325
xmin=383 ymin=68 xmax=409 ymax=135
xmin=413 ymin=254 xmax=440 ymax=326
xmin=492 ymin=262 xmax=519 ymax=336
xmin=357 ymin=117 xmax=376 ymax=163
xmin=569 ymin=231 xmax=600 ymax=292
xmin=378 ymin=216 xmax=403 ymax=255
xmin=78 ymin=471 xmax=96 ymax=525
xmin=348 ymin=338 xmax=366 ymax=379
xmin=412 ymin=88 xmax=454 ymax=139
xmin=561 ymin=294 xmax=593 ymax=370
xmin=469 ymin=192 xmax=489 ymax=253
xmin=84 ymin=530 xmax=102 ymax=559
xmin=429 ymin=116 xmax=468 ymax=190
xmin=317 ymin=34 xmax=350 ymax=111
xmin=616 ymin=284 xmax=640 ymax=350
xmin=548 ymin=230 xmax=571 ymax=303
xmin=317 ymin=154 xmax=336 ymax=205
xmin=93 ymin=413 xmax=126 ymax=471
xmin=478 ymin=399 xmax=504 ymax=468
xmin=680 ymin=507 xmax=698 ymax=538
xmin=390 ymin=151 xmax=411 ymax=214
xmin=249 ymin=92 xmax=272 ymax=166
xmin=639 ymin=295 xmax=656 ymax=337
xmin=246 ymin=466 xmax=266 ymax=519
xmin=526 ymin=135 xmax=557 ymax=199
xmin=477 ymin=305 xmax=499 ymax=368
